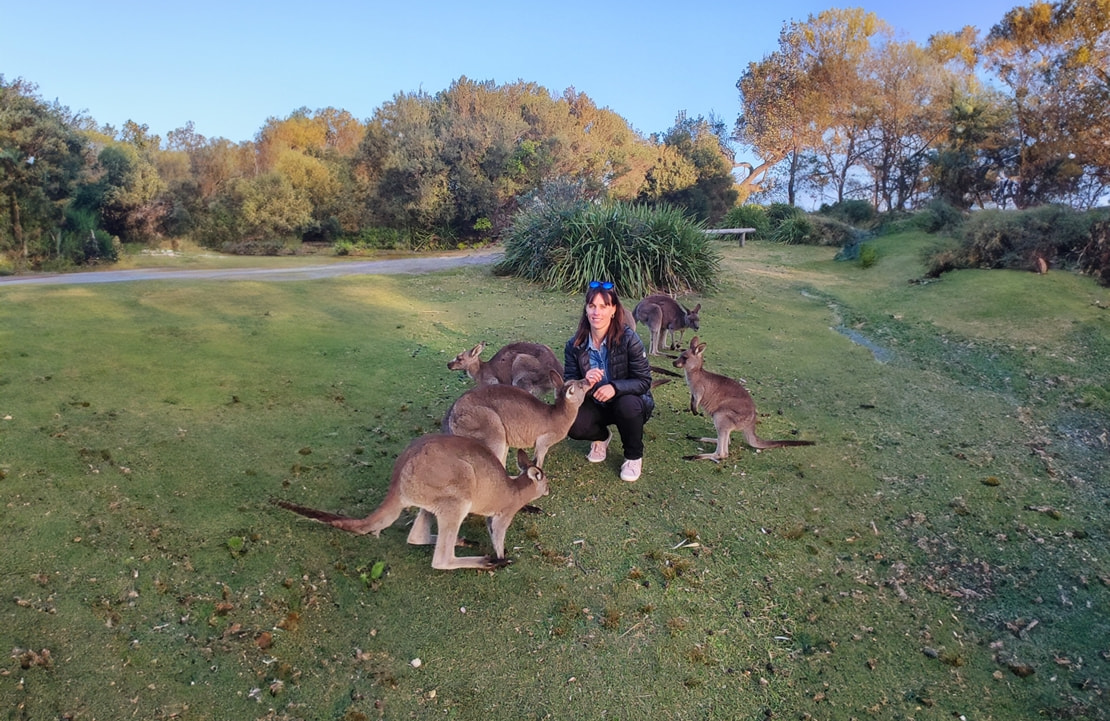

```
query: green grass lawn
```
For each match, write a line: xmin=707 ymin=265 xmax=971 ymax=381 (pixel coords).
xmin=1 ymin=236 xmax=1107 ymax=720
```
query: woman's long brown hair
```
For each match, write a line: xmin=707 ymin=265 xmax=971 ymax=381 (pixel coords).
xmin=572 ymin=286 xmax=626 ymax=349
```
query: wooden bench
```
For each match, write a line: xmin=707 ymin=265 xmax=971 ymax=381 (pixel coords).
xmin=704 ymin=228 xmax=757 ymax=247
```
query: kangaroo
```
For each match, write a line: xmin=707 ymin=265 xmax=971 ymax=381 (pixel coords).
xmin=442 ymin=369 xmax=592 ymax=469
xmin=275 ymin=435 xmax=547 ymax=571
xmin=673 ymin=337 xmax=814 ymax=462
xmin=633 ymin=294 xmax=701 ymax=356
xmin=619 ymin=306 xmax=636 ymax=331
xmin=447 ymin=341 xmax=564 ymax=397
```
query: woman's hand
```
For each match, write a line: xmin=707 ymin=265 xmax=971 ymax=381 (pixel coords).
xmin=585 ymin=368 xmax=605 ymax=386
xmin=592 ymin=383 xmax=616 ymax=403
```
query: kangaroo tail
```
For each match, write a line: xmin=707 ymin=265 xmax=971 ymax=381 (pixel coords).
xmin=272 ymin=499 xmax=388 ymax=536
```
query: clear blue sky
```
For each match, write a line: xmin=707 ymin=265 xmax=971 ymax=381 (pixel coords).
xmin=3 ymin=1 xmax=1020 ymax=146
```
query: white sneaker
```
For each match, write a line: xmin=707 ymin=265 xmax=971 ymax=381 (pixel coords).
xmin=587 ymin=430 xmax=612 ymax=463
xmin=620 ymin=458 xmax=642 ymax=482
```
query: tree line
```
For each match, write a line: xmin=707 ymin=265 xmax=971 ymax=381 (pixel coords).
xmin=1 ymin=1 xmax=1107 ymax=270
xmin=0 ymin=76 xmax=736 ymax=268
xmin=737 ymin=2 xmax=1108 ymax=211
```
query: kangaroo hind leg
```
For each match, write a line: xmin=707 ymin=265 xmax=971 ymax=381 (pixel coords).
xmin=406 ymin=509 xmax=436 ymax=545
xmin=683 ymin=426 xmax=731 ymax=462
xmin=485 ymin=514 xmax=517 ymax=565
xmin=430 ymin=509 xmax=498 ymax=570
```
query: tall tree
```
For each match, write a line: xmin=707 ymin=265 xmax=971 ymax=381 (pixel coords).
xmin=647 ymin=114 xmax=738 ymax=223
xmin=859 ymin=38 xmax=954 ymax=211
xmin=436 ymin=77 xmax=530 ymax=232
xmin=560 ymin=88 xmax=653 ymax=201
xmin=90 ymin=122 xmax=169 ymax=243
xmin=928 ymin=86 xmax=1013 ymax=209
xmin=981 ymin=0 xmax=1110 ymax=207
xmin=735 ymin=34 xmax=819 ymax=205
xmin=797 ymin=8 xmax=891 ymax=206
xmin=357 ymin=90 xmax=452 ymax=234
xmin=0 ymin=77 xmax=88 ymax=262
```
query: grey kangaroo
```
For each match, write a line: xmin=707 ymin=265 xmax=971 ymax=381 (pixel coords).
xmin=275 ymin=434 xmax=547 ymax=571
xmin=442 ymin=369 xmax=592 ymax=468
xmin=447 ymin=341 xmax=564 ymax=397
xmin=673 ymin=337 xmax=814 ymax=462
xmin=633 ymin=294 xmax=701 ymax=355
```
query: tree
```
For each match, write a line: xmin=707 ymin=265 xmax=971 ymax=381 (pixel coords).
xmin=560 ymin=88 xmax=654 ymax=201
xmin=928 ymin=85 xmax=1012 ymax=209
xmin=94 ymin=132 xmax=168 ymax=243
xmin=254 ymin=108 xmax=365 ymax=239
xmin=357 ymin=90 xmax=452 ymax=234
xmin=980 ymin=0 xmax=1110 ymax=207
xmin=646 ymin=114 xmax=738 ymax=223
xmin=791 ymin=9 xmax=897 ymax=208
xmin=859 ymin=38 xmax=955 ymax=211
xmin=235 ymin=173 xmax=312 ymax=242
xmin=735 ymin=36 xmax=819 ymax=205
xmin=436 ymin=77 xmax=530 ymax=234
xmin=0 ymin=76 xmax=88 ymax=263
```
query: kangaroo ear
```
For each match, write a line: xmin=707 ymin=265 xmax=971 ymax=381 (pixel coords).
xmin=467 ymin=342 xmax=485 ymax=357
xmin=549 ymin=369 xmax=563 ymax=387
xmin=689 ymin=336 xmax=699 ymax=347
xmin=695 ymin=342 xmax=707 ymax=355
xmin=516 ymin=448 xmax=532 ymax=470
xmin=692 ymin=303 xmax=701 ymax=313
xmin=527 ymin=465 xmax=544 ymax=483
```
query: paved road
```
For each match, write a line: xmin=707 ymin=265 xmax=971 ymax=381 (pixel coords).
xmin=0 ymin=248 xmax=504 ymax=286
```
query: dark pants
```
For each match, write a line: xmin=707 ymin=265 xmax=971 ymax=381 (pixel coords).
xmin=568 ymin=395 xmax=650 ymax=460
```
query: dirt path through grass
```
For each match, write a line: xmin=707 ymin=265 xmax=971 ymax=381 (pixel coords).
xmin=0 ymin=247 xmax=504 ymax=286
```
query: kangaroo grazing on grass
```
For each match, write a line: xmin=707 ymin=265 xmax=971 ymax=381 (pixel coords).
xmin=442 ymin=369 xmax=592 ymax=468
xmin=447 ymin=341 xmax=564 ymax=397
xmin=634 ymin=294 xmax=701 ymax=356
xmin=673 ymin=337 xmax=814 ymax=462
xmin=275 ymin=435 xmax=547 ymax=571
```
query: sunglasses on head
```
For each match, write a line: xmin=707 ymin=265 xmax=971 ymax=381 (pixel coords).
xmin=589 ymin=280 xmax=614 ymax=290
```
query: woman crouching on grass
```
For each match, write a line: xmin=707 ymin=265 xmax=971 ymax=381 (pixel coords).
xmin=563 ymin=280 xmax=653 ymax=481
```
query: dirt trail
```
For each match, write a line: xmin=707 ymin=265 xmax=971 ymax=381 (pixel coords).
xmin=0 ymin=248 xmax=504 ymax=286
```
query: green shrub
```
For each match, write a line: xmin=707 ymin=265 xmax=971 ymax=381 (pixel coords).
xmin=808 ymin=215 xmax=861 ymax=247
xmin=875 ymin=210 xmax=918 ymax=236
xmin=352 ymin=226 xmax=412 ymax=250
xmin=496 ymin=201 xmax=719 ymax=296
xmin=959 ymin=205 xmax=1080 ymax=269
xmin=1075 ymin=218 xmax=1110 ymax=286
xmin=858 ymin=244 xmax=878 ymax=268
xmin=772 ymin=214 xmax=816 ymax=245
xmin=220 ymin=239 xmax=292 ymax=255
xmin=922 ymin=205 xmax=1110 ymax=278
xmin=818 ymin=199 xmax=876 ymax=227
xmin=917 ymin=199 xmax=966 ymax=234
xmin=766 ymin=202 xmax=804 ymax=227
xmin=301 ymin=217 xmax=341 ymax=244
xmin=719 ymin=204 xmax=770 ymax=238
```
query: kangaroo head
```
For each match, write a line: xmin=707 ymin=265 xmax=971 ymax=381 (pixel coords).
xmin=515 ymin=449 xmax=549 ymax=496
xmin=555 ymin=370 xmax=593 ymax=408
xmin=673 ymin=336 xmax=706 ymax=369
xmin=685 ymin=304 xmax=701 ymax=330
xmin=447 ymin=341 xmax=486 ymax=372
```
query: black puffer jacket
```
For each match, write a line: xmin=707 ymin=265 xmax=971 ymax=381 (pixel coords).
xmin=564 ymin=326 xmax=654 ymax=414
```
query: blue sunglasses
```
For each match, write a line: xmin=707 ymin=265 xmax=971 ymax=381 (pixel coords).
xmin=589 ymin=280 xmax=614 ymax=290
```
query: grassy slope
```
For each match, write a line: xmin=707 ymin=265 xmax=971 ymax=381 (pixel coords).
xmin=1 ymin=236 xmax=1107 ymax=721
